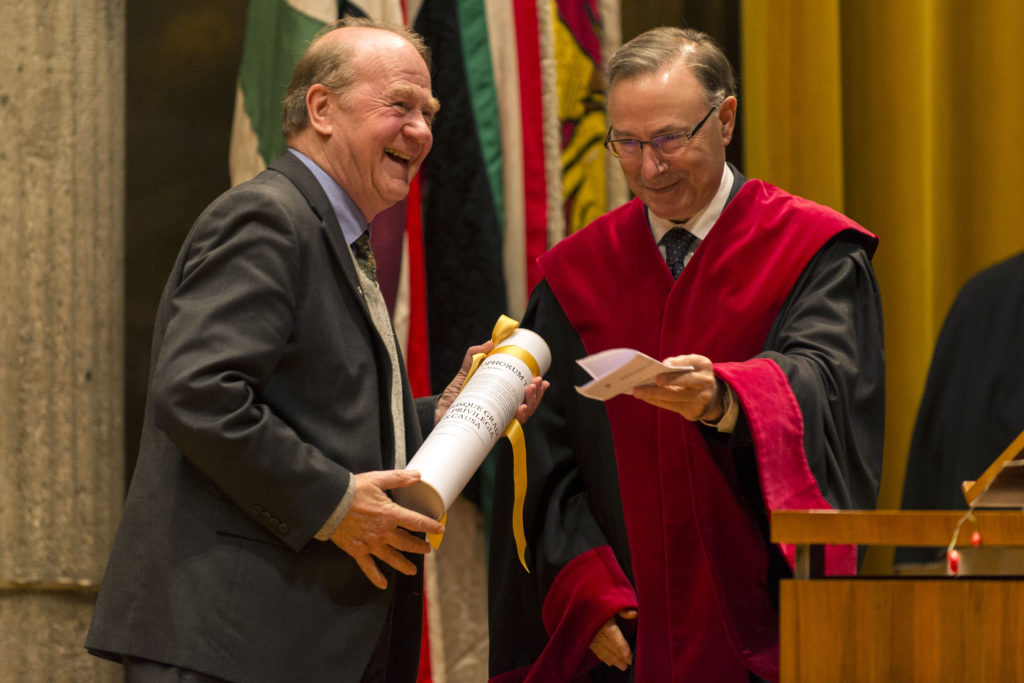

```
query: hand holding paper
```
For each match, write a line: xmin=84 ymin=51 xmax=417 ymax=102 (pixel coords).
xmin=631 ymin=353 xmax=725 ymax=423
xmin=575 ymin=348 xmax=694 ymax=401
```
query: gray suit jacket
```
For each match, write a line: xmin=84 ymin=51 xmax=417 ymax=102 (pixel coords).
xmin=86 ymin=152 xmax=433 ymax=682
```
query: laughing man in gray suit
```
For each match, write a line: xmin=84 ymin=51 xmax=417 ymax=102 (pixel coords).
xmin=86 ymin=18 xmax=545 ymax=683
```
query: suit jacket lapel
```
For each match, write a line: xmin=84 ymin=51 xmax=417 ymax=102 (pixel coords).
xmin=267 ymin=153 xmax=374 ymax=319
xmin=266 ymin=152 xmax=421 ymax=459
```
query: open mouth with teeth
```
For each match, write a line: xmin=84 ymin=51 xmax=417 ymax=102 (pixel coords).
xmin=386 ymin=147 xmax=412 ymax=166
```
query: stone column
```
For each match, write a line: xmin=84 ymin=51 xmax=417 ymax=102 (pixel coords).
xmin=0 ymin=1 xmax=125 ymax=680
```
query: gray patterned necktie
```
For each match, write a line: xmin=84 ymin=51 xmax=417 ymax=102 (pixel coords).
xmin=660 ymin=227 xmax=697 ymax=278
xmin=352 ymin=231 xmax=377 ymax=282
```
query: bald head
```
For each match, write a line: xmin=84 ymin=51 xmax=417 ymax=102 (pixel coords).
xmin=281 ymin=18 xmax=432 ymax=139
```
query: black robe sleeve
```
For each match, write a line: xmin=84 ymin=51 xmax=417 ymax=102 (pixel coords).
xmin=897 ymin=251 xmax=1024 ymax=566
xmin=487 ymin=279 xmax=635 ymax=679
xmin=758 ymin=236 xmax=886 ymax=512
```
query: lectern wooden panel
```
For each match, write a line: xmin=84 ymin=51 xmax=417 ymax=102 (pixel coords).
xmin=781 ymin=579 xmax=1024 ymax=681
xmin=773 ymin=510 xmax=1024 ymax=683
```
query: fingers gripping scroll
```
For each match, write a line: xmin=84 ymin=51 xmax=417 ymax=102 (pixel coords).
xmin=330 ymin=469 xmax=444 ymax=589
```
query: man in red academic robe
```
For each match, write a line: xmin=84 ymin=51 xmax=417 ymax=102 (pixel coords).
xmin=488 ymin=27 xmax=883 ymax=683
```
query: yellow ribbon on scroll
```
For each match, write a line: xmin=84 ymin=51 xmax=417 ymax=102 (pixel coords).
xmin=426 ymin=315 xmax=536 ymax=572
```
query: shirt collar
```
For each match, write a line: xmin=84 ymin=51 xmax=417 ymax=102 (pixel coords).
xmin=648 ymin=163 xmax=734 ymax=244
xmin=288 ymin=148 xmax=368 ymax=246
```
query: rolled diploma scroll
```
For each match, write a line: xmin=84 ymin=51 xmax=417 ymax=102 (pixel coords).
xmin=394 ymin=327 xmax=550 ymax=520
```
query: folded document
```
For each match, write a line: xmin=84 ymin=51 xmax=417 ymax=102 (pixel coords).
xmin=575 ymin=347 xmax=694 ymax=401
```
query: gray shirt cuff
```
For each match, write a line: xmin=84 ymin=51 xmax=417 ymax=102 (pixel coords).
xmin=314 ymin=476 xmax=357 ymax=541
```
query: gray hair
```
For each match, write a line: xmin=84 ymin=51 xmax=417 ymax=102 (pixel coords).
xmin=607 ymin=27 xmax=736 ymax=106
xmin=281 ymin=17 xmax=432 ymax=138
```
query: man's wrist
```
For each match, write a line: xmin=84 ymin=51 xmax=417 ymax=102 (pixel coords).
xmin=699 ymin=380 xmax=738 ymax=433
xmin=698 ymin=379 xmax=727 ymax=423
xmin=315 ymin=476 xmax=356 ymax=541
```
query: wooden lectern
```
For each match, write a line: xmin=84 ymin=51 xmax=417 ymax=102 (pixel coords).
xmin=772 ymin=510 xmax=1024 ymax=682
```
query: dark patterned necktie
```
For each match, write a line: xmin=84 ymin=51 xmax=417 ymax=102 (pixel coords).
xmin=660 ymin=227 xmax=697 ymax=278
xmin=352 ymin=230 xmax=377 ymax=282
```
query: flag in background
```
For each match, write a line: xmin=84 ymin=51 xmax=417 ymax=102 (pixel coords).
xmin=410 ymin=0 xmax=617 ymax=380
xmin=228 ymin=0 xmax=333 ymax=184
xmin=414 ymin=0 xmax=508 ymax=397
xmin=554 ymin=0 xmax=612 ymax=235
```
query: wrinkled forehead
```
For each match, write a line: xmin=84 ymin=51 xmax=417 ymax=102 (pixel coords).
xmin=608 ymin=63 xmax=707 ymax=128
xmin=609 ymin=58 xmax=703 ymax=100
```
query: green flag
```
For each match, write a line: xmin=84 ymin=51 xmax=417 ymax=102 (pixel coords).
xmin=229 ymin=0 xmax=335 ymax=185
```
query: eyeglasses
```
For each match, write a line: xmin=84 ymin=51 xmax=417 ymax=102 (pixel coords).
xmin=604 ymin=104 xmax=719 ymax=160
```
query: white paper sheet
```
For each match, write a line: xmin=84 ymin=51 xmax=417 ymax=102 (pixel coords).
xmin=575 ymin=347 xmax=693 ymax=401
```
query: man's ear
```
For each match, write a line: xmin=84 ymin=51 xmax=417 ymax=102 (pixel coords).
xmin=718 ymin=95 xmax=738 ymax=145
xmin=305 ymin=84 xmax=334 ymax=135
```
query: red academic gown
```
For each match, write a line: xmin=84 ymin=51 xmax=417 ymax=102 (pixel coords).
xmin=488 ymin=175 xmax=883 ymax=682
